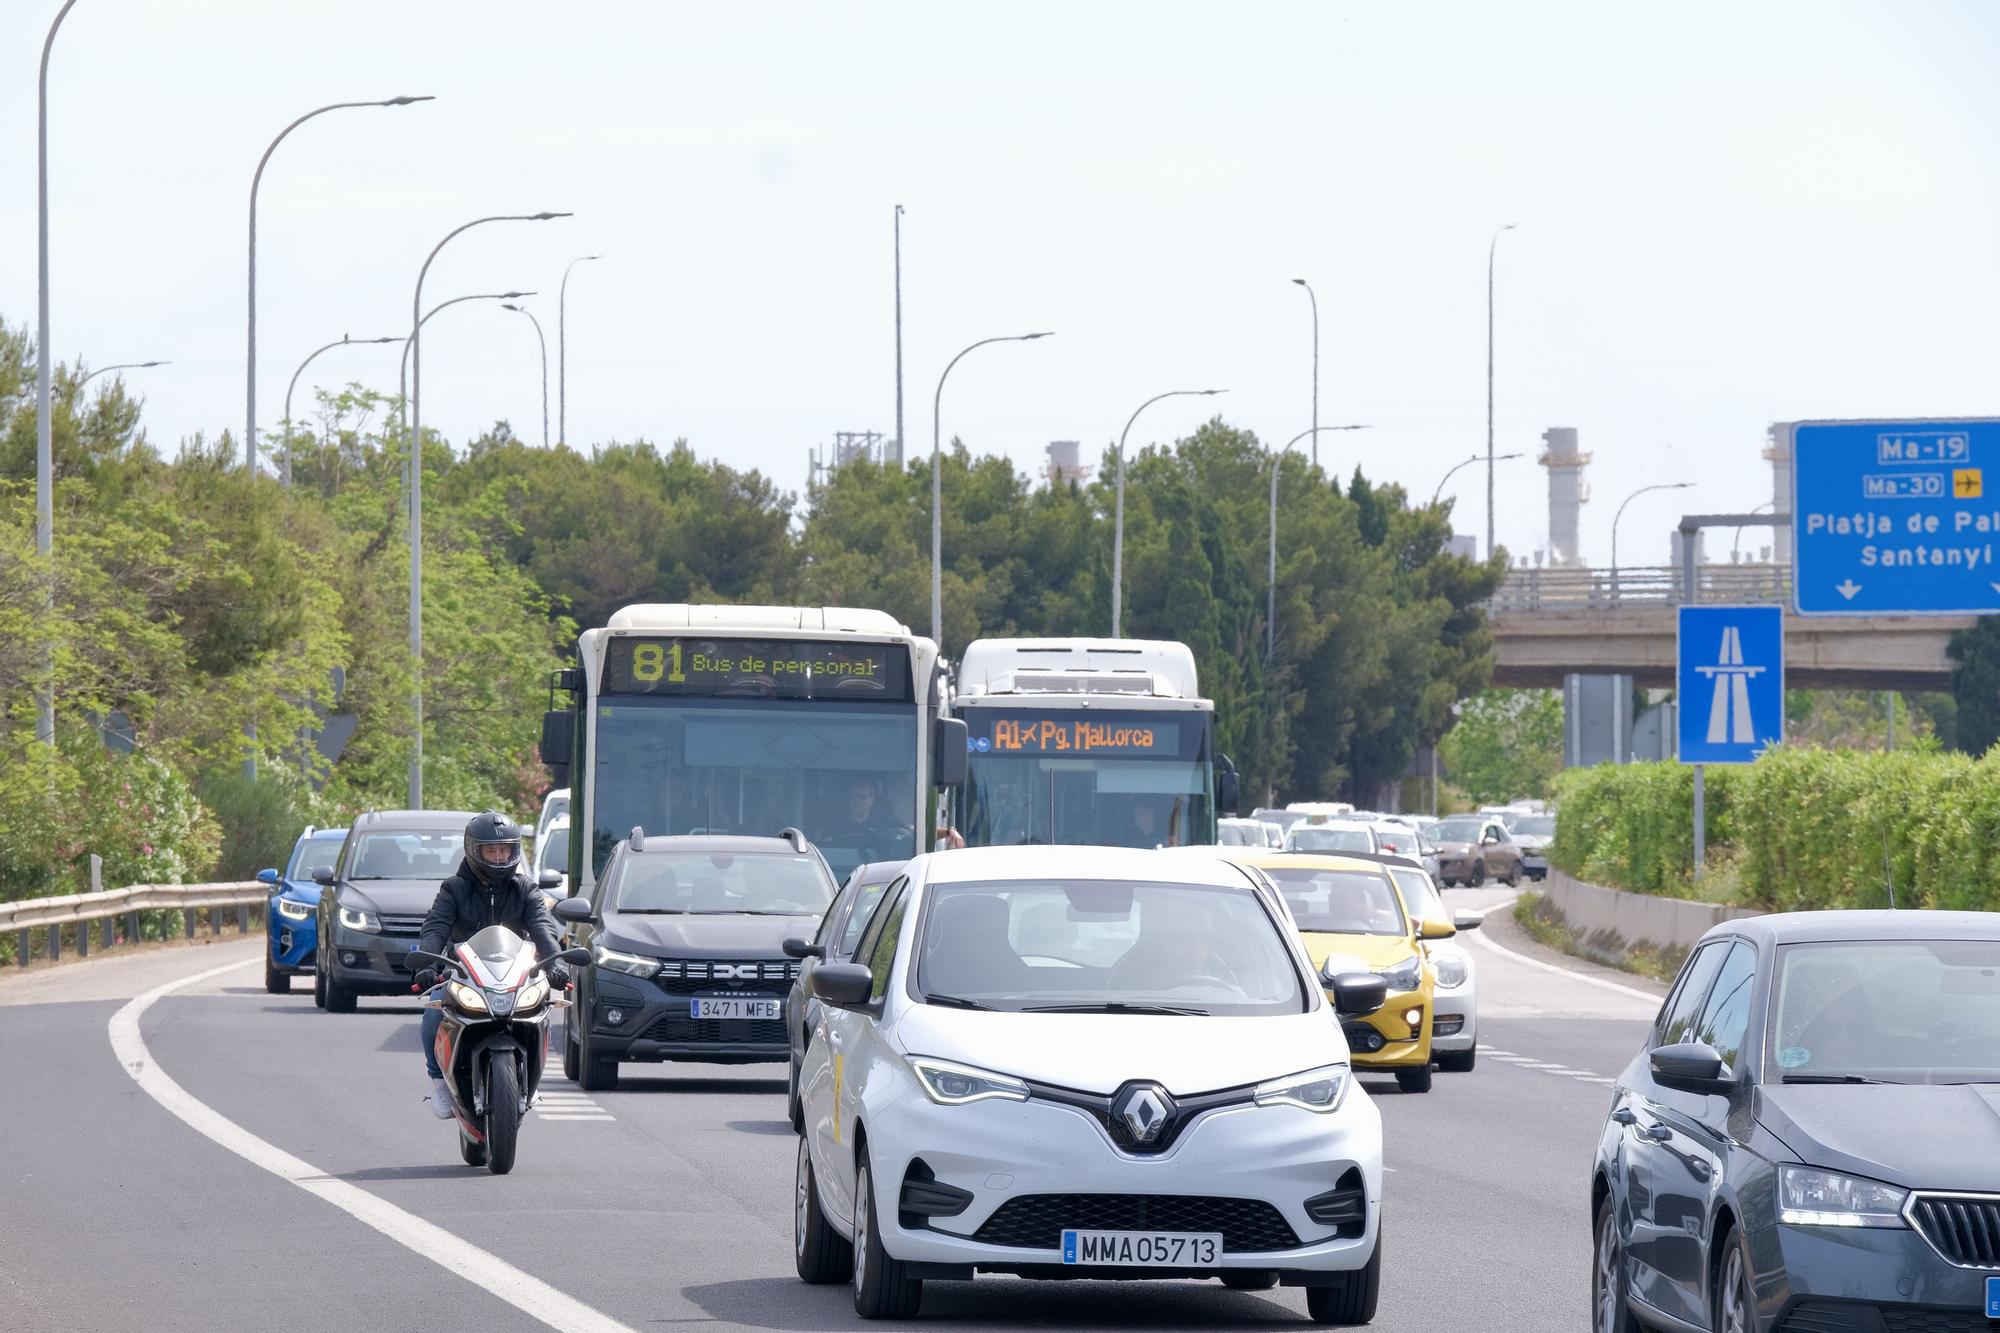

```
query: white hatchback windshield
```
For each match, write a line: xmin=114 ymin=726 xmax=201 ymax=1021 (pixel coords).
xmin=1772 ymin=939 xmax=2000 ymax=1084
xmin=915 ymin=879 xmax=1307 ymax=1016
xmin=612 ymin=851 xmax=834 ymax=915
xmin=1259 ymin=866 xmax=1408 ymax=937
xmin=1287 ymin=825 xmax=1375 ymax=853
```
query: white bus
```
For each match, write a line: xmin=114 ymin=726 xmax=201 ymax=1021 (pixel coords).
xmin=950 ymin=637 xmax=1238 ymax=849
xmin=541 ymin=604 xmax=965 ymax=891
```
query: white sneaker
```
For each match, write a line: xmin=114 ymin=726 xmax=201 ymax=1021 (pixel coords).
xmin=429 ymin=1078 xmax=454 ymax=1120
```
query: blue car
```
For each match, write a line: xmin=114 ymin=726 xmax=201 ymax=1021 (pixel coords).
xmin=259 ymin=826 xmax=347 ymax=995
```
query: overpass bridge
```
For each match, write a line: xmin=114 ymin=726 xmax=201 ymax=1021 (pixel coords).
xmin=1489 ymin=565 xmax=1974 ymax=692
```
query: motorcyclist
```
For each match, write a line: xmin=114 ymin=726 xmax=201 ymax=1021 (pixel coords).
xmin=413 ymin=811 xmax=568 ymax=1119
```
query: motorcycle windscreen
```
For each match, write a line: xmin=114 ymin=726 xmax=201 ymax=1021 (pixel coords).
xmin=458 ymin=925 xmax=533 ymax=992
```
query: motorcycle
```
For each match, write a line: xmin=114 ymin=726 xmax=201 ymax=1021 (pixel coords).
xmin=410 ymin=926 xmax=589 ymax=1175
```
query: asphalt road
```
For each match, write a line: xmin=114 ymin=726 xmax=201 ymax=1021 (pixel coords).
xmin=0 ymin=888 xmax=1662 ymax=1333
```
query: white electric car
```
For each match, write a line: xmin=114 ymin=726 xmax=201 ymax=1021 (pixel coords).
xmin=1378 ymin=859 xmax=1480 ymax=1072
xmin=792 ymin=845 xmax=1388 ymax=1323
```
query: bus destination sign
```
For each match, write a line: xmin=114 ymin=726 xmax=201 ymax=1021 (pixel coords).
xmin=968 ymin=712 xmax=1185 ymax=758
xmin=601 ymin=637 xmax=911 ymax=701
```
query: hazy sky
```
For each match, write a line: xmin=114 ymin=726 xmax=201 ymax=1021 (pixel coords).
xmin=5 ymin=1 xmax=1997 ymax=568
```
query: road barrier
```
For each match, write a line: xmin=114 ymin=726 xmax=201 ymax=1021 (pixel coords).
xmin=0 ymin=881 xmax=268 ymax=969
xmin=1541 ymin=869 xmax=1757 ymax=969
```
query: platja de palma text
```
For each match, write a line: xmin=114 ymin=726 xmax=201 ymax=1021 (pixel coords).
xmin=1804 ymin=509 xmax=2000 ymax=569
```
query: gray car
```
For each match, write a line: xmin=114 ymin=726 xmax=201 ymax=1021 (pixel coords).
xmin=1592 ymin=910 xmax=2000 ymax=1333
xmin=313 ymin=810 xmax=481 ymax=1012
xmin=780 ymin=859 xmax=905 ymax=1131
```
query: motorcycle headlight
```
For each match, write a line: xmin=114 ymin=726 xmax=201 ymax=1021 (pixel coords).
xmin=447 ymin=981 xmax=489 ymax=1014
xmin=1376 ymin=955 xmax=1423 ymax=993
xmin=515 ymin=977 xmax=550 ymax=1013
xmin=1254 ymin=1063 xmax=1351 ymax=1114
xmin=908 ymin=1056 xmax=1029 ymax=1106
xmin=1432 ymin=952 xmax=1469 ymax=990
xmin=337 ymin=906 xmax=378 ymax=932
xmin=592 ymin=943 xmax=660 ymax=977
xmin=276 ymin=899 xmax=314 ymax=922
xmin=1779 ymin=1166 xmax=1908 ymax=1228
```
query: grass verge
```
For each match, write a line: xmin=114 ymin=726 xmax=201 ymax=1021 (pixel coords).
xmin=1512 ymin=892 xmax=1685 ymax=984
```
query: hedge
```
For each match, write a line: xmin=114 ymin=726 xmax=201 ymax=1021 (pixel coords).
xmin=1550 ymin=746 xmax=2000 ymax=912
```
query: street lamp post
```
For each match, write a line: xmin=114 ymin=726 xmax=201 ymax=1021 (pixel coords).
xmin=557 ymin=255 xmax=599 ymax=447
xmin=1291 ymin=278 xmax=1320 ymax=468
xmin=409 ymin=213 xmax=569 ymax=808
xmin=1268 ymin=425 xmax=1369 ymax=659
xmin=1432 ymin=450 xmax=1522 ymax=508
xmin=282 ymin=336 xmax=398 ymax=485
xmin=246 ymin=95 xmax=432 ymax=477
xmin=76 ymin=360 xmax=169 ymax=391
xmin=929 ymin=331 xmax=1053 ymax=646
xmin=1611 ymin=480 xmax=1695 ymax=603
xmin=502 ymin=303 xmax=550 ymax=448
xmin=36 ymin=0 xmax=79 ymax=746
xmin=1485 ymin=223 xmax=1517 ymax=560
xmin=1111 ymin=388 xmax=1225 ymax=636
xmin=893 ymin=206 xmax=905 ymax=467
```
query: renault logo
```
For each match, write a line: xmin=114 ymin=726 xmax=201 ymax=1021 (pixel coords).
xmin=1112 ymin=1082 xmax=1176 ymax=1146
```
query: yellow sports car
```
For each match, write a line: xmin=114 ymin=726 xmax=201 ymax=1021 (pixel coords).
xmin=1233 ymin=851 xmax=1456 ymax=1093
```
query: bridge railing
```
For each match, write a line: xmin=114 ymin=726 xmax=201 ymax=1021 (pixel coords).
xmin=0 ymin=881 xmax=268 ymax=970
xmin=1490 ymin=564 xmax=1794 ymax=613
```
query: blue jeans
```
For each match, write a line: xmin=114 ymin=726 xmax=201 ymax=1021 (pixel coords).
xmin=421 ymin=986 xmax=445 ymax=1079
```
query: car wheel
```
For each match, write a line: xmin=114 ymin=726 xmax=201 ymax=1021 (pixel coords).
xmin=1395 ymin=1065 xmax=1433 ymax=1094
xmin=1466 ymin=861 xmax=1487 ymax=888
xmin=324 ymin=967 xmax=357 ymax=1013
xmin=1221 ymin=1270 xmax=1277 ymax=1290
xmin=794 ymin=1135 xmax=853 ymax=1284
xmin=851 ymin=1157 xmax=922 ymax=1319
xmin=577 ymin=1022 xmax=618 ymax=1092
xmin=562 ymin=1015 xmax=581 ymax=1083
xmin=1503 ymin=861 xmax=1522 ymax=888
xmin=264 ymin=950 xmax=291 ymax=995
xmin=1593 ymin=1194 xmax=1640 ymax=1332
xmin=312 ymin=947 xmax=328 ymax=1009
xmin=787 ymin=1053 xmax=805 ymax=1134
xmin=1437 ymin=1047 xmax=1477 ymax=1073
xmin=1716 ymin=1227 xmax=1757 ymax=1333
xmin=1305 ymin=1229 xmax=1380 ymax=1325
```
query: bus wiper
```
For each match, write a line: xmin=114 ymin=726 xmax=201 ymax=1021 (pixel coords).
xmin=1023 ymin=1002 xmax=1211 ymax=1017
xmin=924 ymin=993 xmax=997 ymax=1011
xmin=1781 ymin=1073 xmax=1894 ymax=1084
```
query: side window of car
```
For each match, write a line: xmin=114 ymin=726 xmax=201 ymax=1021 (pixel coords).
xmin=839 ymin=881 xmax=893 ymax=958
xmin=813 ymin=882 xmax=855 ymax=951
xmin=863 ymin=885 xmax=910 ymax=1002
xmin=850 ymin=879 xmax=908 ymax=972
xmin=1692 ymin=942 xmax=1759 ymax=1074
xmin=1658 ymin=943 xmax=1728 ymax=1047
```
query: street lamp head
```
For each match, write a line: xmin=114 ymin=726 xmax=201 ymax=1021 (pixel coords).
xmin=1022 ymin=331 xmax=1054 ymax=340
xmin=140 ymin=360 xmax=167 ymax=368
xmin=499 ymin=290 xmax=531 ymax=300
xmin=382 ymin=95 xmax=436 ymax=107
xmin=528 ymin=211 xmax=572 ymax=222
xmin=581 ymin=254 xmax=602 ymax=261
xmin=1199 ymin=388 xmax=1226 ymax=396
xmin=1501 ymin=222 xmax=1517 ymax=232
xmin=1496 ymin=451 xmax=1526 ymax=461
xmin=501 ymin=303 xmax=524 ymax=313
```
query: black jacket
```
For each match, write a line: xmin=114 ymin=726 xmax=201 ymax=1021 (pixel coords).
xmin=417 ymin=858 xmax=562 ymax=962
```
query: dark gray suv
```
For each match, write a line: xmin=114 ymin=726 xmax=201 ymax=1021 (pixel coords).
xmin=313 ymin=809 xmax=479 ymax=1012
xmin=554 ymin=829 xmax=837 ymax=1090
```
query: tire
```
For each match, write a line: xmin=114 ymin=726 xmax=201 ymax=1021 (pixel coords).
xmin=1395 ymin=1065 xmax=1433 ymax=1094
xmin=1716 ymin=1224 xmax=1756 ymax=1333
xmin=1437 ymin=1047 xmax=1477 ymax=1073
xmin=458 ymin=1129 xmax=487 ymax=1168
xmin=1222 ymin=1271 xmax=1278 ymax=1290
xmin=562 ymin=1016 xmax=581 ymax=1083
xmin=1592 ymin=1194 xmax=1640 ymax=1333
xmin=1306 ymin=1230 xmax=1380 ymax=1325
xmin=312 ymin=948 xmax=328 ymax=1009
xmin=324 ymin=967 xmax=357 ymax=1013
xmin=851 ymin=1158 xmax=922 ymax=1319
xmin=577 ymin=1021 xmax=618 ymax=1092
xmin=787 ymin=1052 xmax=805 ymax=1134
xmin=1466 ymin=861 xmax=1487 ymax=888
xmin=794 ymin=1135 xmax=853 ymax=1284
xmin=485 ymin=1057 xmax=520 ymax=1176
xmin=1503 ymin=862 xmax=1523 ymax=888
xmin=264 ymin=950 xmax=291 ymax=995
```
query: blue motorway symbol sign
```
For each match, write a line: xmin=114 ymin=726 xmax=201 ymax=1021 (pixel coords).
xmin=1678 ymin=605 xmax=1783 ymax=765
xmin=1793 ymin=418 xmax=2000 ymax=615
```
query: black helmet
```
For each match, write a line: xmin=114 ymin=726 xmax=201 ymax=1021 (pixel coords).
xmin=464 ymin=811 xmax=524 ymax=888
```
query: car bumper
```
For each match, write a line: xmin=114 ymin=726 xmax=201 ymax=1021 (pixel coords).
xmin=1762 ymin=1220 xmax=1998 ymax=1327
xmin=869 ymin=1086 xmax=1383 ymax=1277
xmin=585 ymin=972 xmax=790 ymax=1065
xmin=1435 ymin=856 xmax=1477 ymax=881
xmin=1520 ymin=851 xmax=1549 ymax=878
xmin=325 ymin=926 xmax=423 ymax=994
xmin=1335 ymin=989 xmax=1432 ymax=1068
xmin=1429 ymin=983 xmax=1477 ymax=1052
xmin=267 ymin=907 xmax=317 ymax=971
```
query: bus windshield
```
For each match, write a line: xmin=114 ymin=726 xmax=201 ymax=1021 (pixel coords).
xmin=591 ymin=697 xmax=919 ymax=883
xmin=958 ymin=708 xmax=1215 ymax=849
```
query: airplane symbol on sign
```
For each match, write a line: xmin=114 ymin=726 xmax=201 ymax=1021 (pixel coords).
xmin=1693 ymin=625 xmax=1765 ymax=745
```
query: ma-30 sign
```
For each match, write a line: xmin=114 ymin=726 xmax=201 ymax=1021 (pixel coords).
xmin=1793 ymin=418 xmax=2000 ymax=615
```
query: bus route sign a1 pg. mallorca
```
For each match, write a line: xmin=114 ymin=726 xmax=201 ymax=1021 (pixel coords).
xmin=1793 ymin=418 xmax=2000 ymax=616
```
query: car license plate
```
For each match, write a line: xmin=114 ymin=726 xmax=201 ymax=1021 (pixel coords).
xmin=1986 ymin=1275 xmax=2000 ymax=1318
xmin=1061 ymin=1229 xmax=1221 ymax=1266
xmin=689 ymin=995 xmax=782 ymax=1021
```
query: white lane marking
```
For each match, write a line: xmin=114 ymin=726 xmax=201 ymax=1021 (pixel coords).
xmin=109 ymin=957 xmax=635 ymax=1333
xmin=539 ymin=1114 xmax=617 ymax=1122
xmin=1465 ymin=896 xmax=1667 ymax=1003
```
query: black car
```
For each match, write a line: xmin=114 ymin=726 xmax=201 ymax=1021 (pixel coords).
xmin=553 ymin=829 xmax=838 ymax=1091
xmin=1592 ymin=910 xmax=2000 ymax=1333
xmin=780 ymin=859 xmax=906 ymax=1131
xmin=313 ymin=809 xmax=480 ymax=1012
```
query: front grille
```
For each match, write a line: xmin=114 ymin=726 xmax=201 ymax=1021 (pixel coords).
xmin=1907 ymin=1193 xmax=2000 ymax=1268
xmin=1778 ymin=1304 xmax=1885 ymax=1333
xmin=653 ymin=959 xmax=800 ymax=983
xmin=380 ymin=913 xmax=425 ymax=937
xmin=972 ymin=1194 xmax=1302 ymax=1253
xmin=638 ymin=1014 xmax=787 ymax=1046
xmin=1883 ymin=1311 xmax=2000 ymax=1333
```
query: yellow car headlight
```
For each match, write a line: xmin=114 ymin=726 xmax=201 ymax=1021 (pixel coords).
xmin=447 ymin=981 xmax=488 ymax=1014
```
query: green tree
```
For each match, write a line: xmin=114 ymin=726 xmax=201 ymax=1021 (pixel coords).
xmin=1438 ymin=689 xmax=1564 ymax=805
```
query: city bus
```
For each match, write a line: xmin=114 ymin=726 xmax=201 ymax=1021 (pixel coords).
xmin=541 ymin=604 xmax=965 ymax=892
xmin=950 ymin=637 xmax=1238 ymax=849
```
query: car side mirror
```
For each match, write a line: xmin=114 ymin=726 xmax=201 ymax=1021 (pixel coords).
xmin=552 ymin=896 xmax=594 ymax=924
xmin=256 ymin=868 xmax=280 ymax=886
xmin=556 ymin=946 xmax=592 ymax=967
xmin=1418 ymin=917 xmax=1457 ymax=940
xmin=537 ymin=869 xmax=563 ymax=890
xmin=310 ymin=866 xmax=335 ymax=886
xmin=807 ymin=961 xmax=876 ymax=1010
xmin=783 ymin=935 xmax=825 ymax=961
xmin=1452 ymin=910 xmax=1484 ymax=932
xmin=1331 ymin=972 xmax=1388 ymax=1018
xmin=1650 ymin=1042 xmax=1732 ymax=1094
xmin=933 ymin=717 xmax=969 ymax=788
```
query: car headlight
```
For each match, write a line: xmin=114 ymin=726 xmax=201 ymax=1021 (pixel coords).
xmin=447 ymin=981 xmax=489 ymax=1014
xmin=1432 ymin=952 xmax=1469 ymax=990
xmin=1254 ymin=1064 xmax=1351 ymax=1113
xmin=276 ymin=899 xmax=314 ymax=922
xmin=908 ymin=1056 xmax=1029 ymax=1106
xmin=515 ymin=977 xmax=550 ymax=1013
xmin=337 ymin=906 xmax=378 ymax=932
xmin=592 ymin=944 xmax=660 ymax=977
xmin=1376 ymin=955 xmax=1423 ymax=993
xmin=1779 ymin=1166 xmax=1908 ymax=1228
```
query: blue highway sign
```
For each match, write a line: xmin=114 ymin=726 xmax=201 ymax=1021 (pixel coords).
xmin=1678 ymin=605 xmax=1783 ymax=765
xmin=1793 ymin=418 xmax=2000 ymax=615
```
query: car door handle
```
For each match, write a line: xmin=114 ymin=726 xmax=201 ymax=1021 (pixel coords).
xmin=1612 ymin=1107 xmax=1638 ymax=1125
xmin=1640 ymin=1124 xmax=1673 ymax=1143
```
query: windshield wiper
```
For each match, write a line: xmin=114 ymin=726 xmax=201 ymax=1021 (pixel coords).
xmin=1023 ymin=1002 xmax=1211 ymax=1017
xmin=923 ymin=993 xmax=997 ymax=1011
xmin=1781 ymin=1073 xmax=1895 ymax=1085
xmin=683 ymin=909 xmax=806 ymax=916
xmin=616 ymin=908 xmax=687 ymax=916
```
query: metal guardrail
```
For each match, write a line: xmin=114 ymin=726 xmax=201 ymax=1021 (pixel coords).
xmin=1488 ymin=564 xmax=1794 ymax=613
xmin=0 ymin=880 xmax=267 ymax=968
